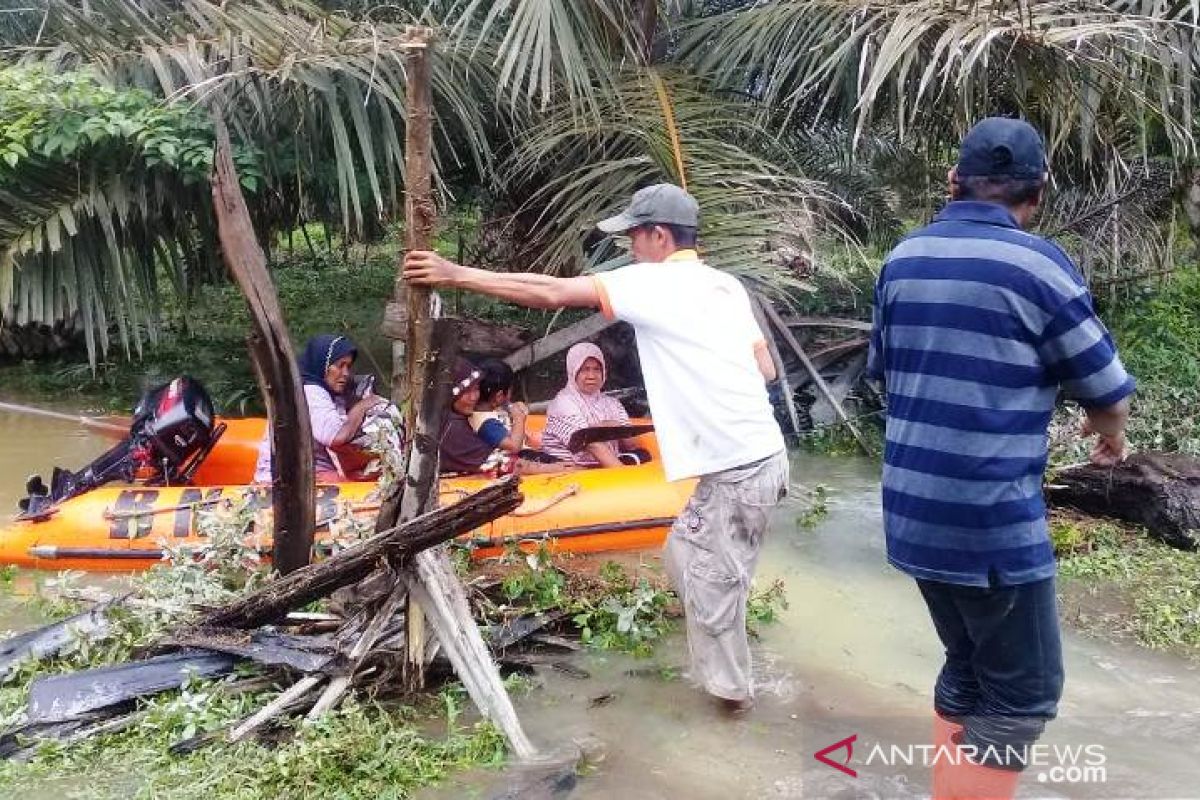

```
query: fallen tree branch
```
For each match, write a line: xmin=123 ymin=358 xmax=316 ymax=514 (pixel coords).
xmin=306 ymin=577 xmax=409 ymax=719
xmin=229 ymin=674 xmax=325 ymax=743
xmin=193 ymin=476 xmax=522 ymax=630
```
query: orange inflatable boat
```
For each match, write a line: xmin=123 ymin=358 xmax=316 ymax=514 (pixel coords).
xmin=0 ymin=416 xmax=695 ymax=572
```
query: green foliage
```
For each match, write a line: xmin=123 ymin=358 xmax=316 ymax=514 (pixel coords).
xmin=501 ymin=550 xmax=567 ymax=610
xmin=1049 ymin=518 xmax=1088 ymax=556
xmin=0 ymin=65 xmax=264 ymax=363
xmin=746 ymin=578 xmax=788 ymax=636
xmin=0 ymin=687 xmax=505 ymax=800
xmin=794 ymin=484 xmax=830 ymax=531
xmin=1059 ymin=521 xmax=1200 ymax=654
xmin=799 ymin=423 xmax=883 ymax=458
xmin=1102 ymin=269 xmax=1200 ymax=455
xmin=496 ymin=552 xmax=674 ymax=658
xmin=0 ymin=67 xmax=213 ymax=180
xmin=571 ymin=560 xmax=672 ymax=656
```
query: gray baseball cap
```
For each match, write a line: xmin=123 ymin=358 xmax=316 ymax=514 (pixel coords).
xmin=596 ymin=183 xmax=700 ymax=233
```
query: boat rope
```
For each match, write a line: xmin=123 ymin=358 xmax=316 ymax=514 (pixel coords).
xmin=102 ymin=497 xmax=227 ymax=521
xmin=511 ymin=484 xmax=580 ymax=517
xmin=103 ymin=497 xmax=380 ymax=521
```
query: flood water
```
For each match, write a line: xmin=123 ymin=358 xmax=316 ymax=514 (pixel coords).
xmin=423 ymin=456 xmax=1200 ymax=800
xmin=2 ymin=406 xmax=1198 ymax=798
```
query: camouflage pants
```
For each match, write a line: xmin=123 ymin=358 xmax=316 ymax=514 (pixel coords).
xmin=664 ymin=450 xmax=790 ymax=702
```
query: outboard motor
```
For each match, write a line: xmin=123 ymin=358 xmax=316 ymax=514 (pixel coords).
xmin=19 ymin=377 xmax=226 ymax=519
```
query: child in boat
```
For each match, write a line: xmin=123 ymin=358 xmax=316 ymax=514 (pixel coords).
xmin=439 ymin=358 xmax=513 ymax=475
xmin=439 ymin=358 xmax=565 ymax=475
xmin=253 ymin=334 xmax=390 ymax=483
xmin=542 ymin=343 xmax=644 ymax=467
xmin=472 ymin=358 xmax=552 ymax=454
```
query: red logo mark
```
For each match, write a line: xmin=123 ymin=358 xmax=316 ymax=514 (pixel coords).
xmin=814 ymin=734 xmax=858 ymax=778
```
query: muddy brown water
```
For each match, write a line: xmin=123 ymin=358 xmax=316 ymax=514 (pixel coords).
xmin=2 ymin=406 xmax=1198 ymax=799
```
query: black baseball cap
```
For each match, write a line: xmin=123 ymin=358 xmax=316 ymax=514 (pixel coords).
xmin=956 ymin=118 xmax=1047 ymax=179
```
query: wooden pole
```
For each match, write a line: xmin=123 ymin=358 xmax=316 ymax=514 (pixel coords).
xmin=751 ymin=293 xmax=801 ymax=439
xmin=397 ymin=318 xmax=459 ymax=691
xmin=386 ymin=28 xmax=536 ymax=757
xmin=400 ymin=35 xmax=436 ymax=426
xmin=759 ymin=300 xmax=874 ymax=456
xmin=210 ymin=116 xmax=315 ymax=574
xmin=391 ymin=31 xmax=438 ymax=692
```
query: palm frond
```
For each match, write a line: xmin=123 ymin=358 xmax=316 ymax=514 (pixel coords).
xmin=1035 ymin=159 xmax=1176 ymax=286
xmin=497 ymin=69 xmax=854 ymax=294
xmin=678 ymin=1 xmax=1197 ymax=167
xmin=27 ymin=0 xmax=499 ymax=233
xmin=448 ymin=0 xmax=639 ymax=112
xmin=1 ymin=0 xmax=502 ymax=361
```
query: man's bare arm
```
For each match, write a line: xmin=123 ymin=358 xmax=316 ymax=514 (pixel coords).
xmin=404 ymin=251 xmax=600 ymax=310
xmin=754 ymin=342 xmax=777 ymax=382
xmin=1082 ymin=396 xmax=1131 ymax=466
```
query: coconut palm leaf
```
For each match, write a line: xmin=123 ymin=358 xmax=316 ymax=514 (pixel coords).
xmin=28 ymin=0 xmax=500 ymax=229
xmin=1035 ymin=160 xmax=1176 ymax=286
xmin=498 ymin=69 xmax=853 ymax=294
xmin=1 ymin=0 xmax=502 ymax=362
xmin=678 ymin=1 xmax=1197 ymax=167
xmin=448 ymin=0 xmax=640 ymax=112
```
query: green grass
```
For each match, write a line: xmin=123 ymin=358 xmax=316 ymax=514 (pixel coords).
xmin=1100 ymin=269 xmax=1200 ymax=455
xmin=0 ymin=687 xmax=505 ymax=800
xmin=1056 ymin=516 xmax=1200 ymax=654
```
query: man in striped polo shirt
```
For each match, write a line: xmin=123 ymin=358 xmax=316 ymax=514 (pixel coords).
xmin=867 ymin=118 xmax=1134 ymax=799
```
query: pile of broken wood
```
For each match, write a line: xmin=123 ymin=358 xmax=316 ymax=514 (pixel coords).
xmin=0 ymin=477 xmax=568 ymax=762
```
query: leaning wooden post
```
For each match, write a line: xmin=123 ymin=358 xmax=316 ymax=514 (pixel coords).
xmin=383 ymin=28 xmax=537 ymax=758
xmin=210 ymin=115 xmax=315 ymax=574
xmin=751 ymin=293 xmax=801 ymax=439
xmin=399 ymin=318 xmax=458 ymax=690
xmin=760 ymin=299 xmax=873 ymax=456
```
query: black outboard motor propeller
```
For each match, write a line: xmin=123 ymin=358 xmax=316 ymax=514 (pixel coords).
xmin=16 ymin=376 xmax=226 ymax=519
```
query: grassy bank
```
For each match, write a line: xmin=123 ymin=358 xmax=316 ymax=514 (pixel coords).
xmin=1053 ymin=511 xmax=1200 ymax=657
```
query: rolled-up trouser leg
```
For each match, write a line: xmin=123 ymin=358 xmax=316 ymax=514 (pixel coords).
xmin=917 ymin=577 xmax=1065 ymax=770
xmin=664 ymin=451 xmax=789 ymax=702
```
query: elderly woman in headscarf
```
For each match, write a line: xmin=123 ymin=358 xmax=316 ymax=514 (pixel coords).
xmin=541 ymin=343 xmax=639 ymax=467
xmin=253 ymin=334 xmax=386 ymax=483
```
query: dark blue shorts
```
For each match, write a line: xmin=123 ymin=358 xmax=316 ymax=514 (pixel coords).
xmin=917 ymin=575 xmax=1064 ymax=769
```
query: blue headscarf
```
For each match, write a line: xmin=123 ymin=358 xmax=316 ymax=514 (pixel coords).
xmin=299 ymin=334 xmax=357 ymax=395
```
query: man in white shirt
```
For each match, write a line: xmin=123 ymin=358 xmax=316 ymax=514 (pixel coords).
xmin=404 ymin=183 xmax=789 ymax=711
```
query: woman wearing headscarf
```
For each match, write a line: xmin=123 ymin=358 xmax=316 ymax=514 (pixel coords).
xmin=541 ymin=343 xmax=638 ymax=467
xmin=253 ymin=334 xmax=385 ymax=483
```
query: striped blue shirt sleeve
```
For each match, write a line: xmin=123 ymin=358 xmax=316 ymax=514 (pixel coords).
xmin=866 ymin=277 xmax=885 ymax=381
xmin=1038 ymin=292 xmax=1135 ymax=408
